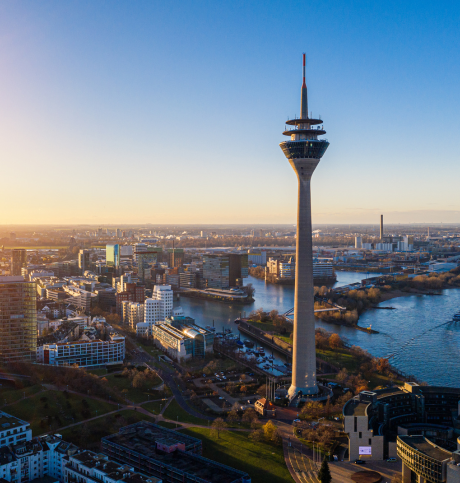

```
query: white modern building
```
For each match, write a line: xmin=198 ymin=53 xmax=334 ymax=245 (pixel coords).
xmin=355 ymin=236 xmax=362 ymax=249
xmin=37 ymin=334 xmax=125 ymax=367
xmin=150 ymin=285 xmax=173 ymax=320
xmin=0 ymin=411 xmax=32 ymax=447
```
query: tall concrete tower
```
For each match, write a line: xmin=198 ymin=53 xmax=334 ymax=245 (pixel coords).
xmin=280 ymin=54 xmax=329 ymax=398
xmin=380 ymin=214 xmax=384 ymax=240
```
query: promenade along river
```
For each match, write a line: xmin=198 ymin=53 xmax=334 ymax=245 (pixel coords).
xmin=175 ymin=272 xmax=460 ymax=386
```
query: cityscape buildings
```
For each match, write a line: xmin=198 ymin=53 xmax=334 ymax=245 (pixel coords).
xmin=279 ymin=54 xmax=329 ymax=398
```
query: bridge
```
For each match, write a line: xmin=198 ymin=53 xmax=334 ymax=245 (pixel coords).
xmin=282 ymin=295 xmax=346 ymax=320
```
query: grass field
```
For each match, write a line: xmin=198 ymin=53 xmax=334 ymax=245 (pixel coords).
xmin=179 ymin=428 xmax=292 ymax=483
xmin=0 ymin=384 xmax=43 ymax=405
xmin=5 ymin=390 xmax=115 ymax=435
xmin=59 ymin=409 xmax=156 ymax=447
xmin=162 ymin=399 xmax=209 ymax=425
xmin=141 ymin=400 xmax=169 ymax=415
xmin=317 ymin=349 xmax=360 ymax=372
xmin=104 ymin=374 xmax=162 ymax=403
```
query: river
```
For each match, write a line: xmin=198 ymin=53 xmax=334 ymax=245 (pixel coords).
xmin=175 ymin=271 xmax=460 ymax=386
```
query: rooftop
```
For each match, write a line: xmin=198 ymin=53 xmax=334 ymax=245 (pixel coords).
xmin=344 ymin=398 xmax=368 ymax=417
xmin=102 ymin=422 xmax=248 ymax=483
xmin=0 ymin=411 xmax=29 ymax=430
xmin=399 ymin=436 xmax=452 ymax=462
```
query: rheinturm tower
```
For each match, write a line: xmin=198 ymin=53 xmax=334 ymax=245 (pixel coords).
xmin=280 ymin=54 xmax=329 ymax=398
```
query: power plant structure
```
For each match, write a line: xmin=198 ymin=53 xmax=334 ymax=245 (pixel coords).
xmin=280 ymin=54 xmax=329 ymax=398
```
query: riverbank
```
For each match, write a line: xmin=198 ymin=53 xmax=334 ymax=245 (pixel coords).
xmin=178 ymin=290 xmax=254 ymax=305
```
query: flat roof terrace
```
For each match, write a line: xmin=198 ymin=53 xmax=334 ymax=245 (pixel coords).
xmin=344 ymin=399 xmax=368 ymax=417
xmin=102 ymin=422 xmax=249 ymax=483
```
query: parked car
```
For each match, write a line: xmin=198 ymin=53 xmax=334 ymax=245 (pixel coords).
xmin=354 ymin=459 xmax=366 ymax=465
xmin=387 ymin=457 xmax=397 ymax=462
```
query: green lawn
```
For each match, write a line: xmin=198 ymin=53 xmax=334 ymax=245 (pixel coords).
xmin=141 ymin=400 xmax=170 ymax=415
xmin=317 ymin=349 xmax=360 ymax=372
xmin=104 ymin=374 xmax=162 ymax=403
xmin=157 ymin=421 xmax=181 ymax=429
xmin=59 ymin=409 xmax=156 ymax=447
xmin=162 ymin=399 xmax=209 ymax=425
xmin=5 ymin=390 xmax=115 ymax=435
xmin=0 ymin=384 xmax=43 ymax=405
xmin=179 ymin=428 xmax=292 ymax=483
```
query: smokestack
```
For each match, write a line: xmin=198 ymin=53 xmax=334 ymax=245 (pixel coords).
xmin=380 ymin=214 xmax=384 ymax=240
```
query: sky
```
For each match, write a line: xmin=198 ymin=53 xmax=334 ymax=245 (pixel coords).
xmin=1 ymin=0 xmax=460 ymax=225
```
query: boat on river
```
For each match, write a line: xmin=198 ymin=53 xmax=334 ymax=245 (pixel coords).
xmin=453 ymin=313 xmax=460 ymax=321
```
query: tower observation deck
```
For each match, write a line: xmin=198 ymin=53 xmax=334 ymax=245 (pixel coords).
xmin=280 ymin=54 xmax=329 ymax=398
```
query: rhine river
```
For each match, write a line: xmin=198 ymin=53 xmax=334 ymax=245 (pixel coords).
xmin=175 ymin=271 xmax=460 ymax=386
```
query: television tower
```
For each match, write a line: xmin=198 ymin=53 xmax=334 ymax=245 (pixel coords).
xmin=280 ymin=54 xmax=330 ymax=398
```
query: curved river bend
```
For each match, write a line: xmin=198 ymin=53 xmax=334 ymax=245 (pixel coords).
xmin=174 ymin=272 xmax=460 ymax=386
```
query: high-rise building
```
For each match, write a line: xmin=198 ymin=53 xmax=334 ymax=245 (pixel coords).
xmin=203 ymin=255 xmax=229 ymax=289
xmin=11 ymin=249 xmax=27 ymax=276
xmin=355 ymin=236 xmax=363 ymax=249
xmin=151 ymin=285 xmax=173 ymax=319
xmin=168 ymin=248 xmax=184 ymax=268
xmin=0 ymin=276 xmax=37 ymax=362
xmin=279 ymin=54 xmax=329 ymax=398
xmin=228 ymin=253 xmax=249 ymax=286
xmin=106 ymin=244 xmax=120 ymax=268
xmin=78 ymin=249 xmax=90 ymax=273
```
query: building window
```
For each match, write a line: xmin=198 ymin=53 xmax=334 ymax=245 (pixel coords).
xmin=359 ymin=432 xmax=362 ymax=438
xmin=369 ymin=439 xmax=372 ymax=445
xmin=354 ymin=417 xmax=357 ymax=432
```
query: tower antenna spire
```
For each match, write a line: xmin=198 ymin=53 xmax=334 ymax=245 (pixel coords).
xmin=300 ymin=53 xmax=308 ymax=119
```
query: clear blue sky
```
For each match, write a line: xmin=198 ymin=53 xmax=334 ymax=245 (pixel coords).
xmin=1 ymin=0 xmax=459 ymax=224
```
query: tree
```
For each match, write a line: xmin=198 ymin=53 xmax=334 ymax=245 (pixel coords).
xmin=336 ymin=368 xmax=349 ymax=385
xmin=328 ymin=333 xmax=342 ymax=349
xmin=249 ymin=428 xmax=264 ymax=442
xmin=317 ymin=458 xmax=332 ymax=483
xmin=300 ymin=401 xmax=323 ymax=420
xmin=242 ymin=408 xmax=258 ymax=424
xmin=211 ymin=418 xmax=227 ymax=439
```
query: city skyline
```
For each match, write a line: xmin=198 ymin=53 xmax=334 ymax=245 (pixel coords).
xmin=1 ymin=1 xmax=460 ymax=224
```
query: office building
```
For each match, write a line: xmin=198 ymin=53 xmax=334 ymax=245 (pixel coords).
xmin=279 ymin=54 xmax=329 ymax=398
xmin=101 ymin=421 xmax=250 ymax=483
xmin=106 ymin=244 xmax=120 ymax=269
xmin=78 ymin=249 xmax=90 ymax=273
xmin=248 ymin=251 xmax=267 ymax=266
xmin=355 ymin=236 xmax=363 ymax=249
xmin=37 ymin=334 xmax=125 ymax=367
xmin=151 ymin=316 xmax=214 ymax=361
xmin=11 ymin=249 xmax=27 ymax=276
xmin=167 ymin=249 xmax=184 ymax=268
xmin=179 ymin=271 xmax=196 ymax=288
xmin=202 ymin=255 xmax=229 ymax=289
xmin=228 ymin=253 xmax=248 ymax=286
xmin=343 ymin=382 xmax=460 ymax=462
xmin=151 ymin=285 xmax=173 ymax=319
xmin=0 ymin=276 xmax=37 ymax=363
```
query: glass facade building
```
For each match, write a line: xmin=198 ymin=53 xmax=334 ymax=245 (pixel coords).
xmin=106 ymin=244 xmax=120 ymax=268
xmin=0 ymin=277 xmax=37 ymax=362
xmin=11 ymin=249 xmax=27 ymax=276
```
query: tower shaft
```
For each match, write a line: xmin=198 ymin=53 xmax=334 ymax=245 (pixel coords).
xmin=280 ymin=54 xmax=329 ymax=399
xmin=289 ymin=158 xmax=320 ymax=397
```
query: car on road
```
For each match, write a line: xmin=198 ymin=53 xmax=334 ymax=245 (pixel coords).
xmin=293 ymin=419 xmax=301 ymax=424
xmin=354 ymin=460 xmax=366 ymax=465
xmin=387 ymin=457 xmax=397 ymax=462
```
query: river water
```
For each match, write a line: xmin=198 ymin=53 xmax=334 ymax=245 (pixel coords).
xmin=175 ymin=272 xmax=460 ymax=386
